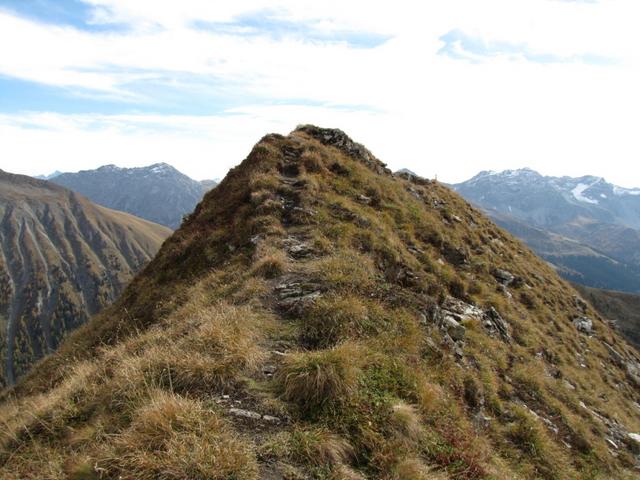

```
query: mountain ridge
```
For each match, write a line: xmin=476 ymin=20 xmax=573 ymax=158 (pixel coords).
xmin=2 ymin=128 xmax=640 ymax=479
xmin=51 ymin=162 xmax=216 ymax=229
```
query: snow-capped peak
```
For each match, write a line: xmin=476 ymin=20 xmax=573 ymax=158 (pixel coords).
xmin=148 ymin=163 xmax=174 ymax=174
xmin=98 ymin=164 xmax=121 ymax=172
xmin=466 ymin=168 xmax=541 ymax=185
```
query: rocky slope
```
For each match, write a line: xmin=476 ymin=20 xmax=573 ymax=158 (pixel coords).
xmin=453 ymin=169 xmax=640 ymax=293
xmin=0 ymin=171 xmax=171 ymax=387
xmin=2 ymin=128 xmax=640 ymax=479
xmin=51 ymin=163 xmax=216 ymax=229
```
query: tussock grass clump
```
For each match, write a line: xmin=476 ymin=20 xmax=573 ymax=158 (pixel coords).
xmin=100 ymin=390 xmax=258 ymax=480
xmin=252 ymin=250 xmax=288 ymax=279
xmin=511 ymin=362 xmax=547 ymax=400
xmin=391 ymin=402 xmax=425 ymax=443
xmin=277 ymin=343 xmax=363 ymax=413
xmin=258 ymin=427 xmax=362 ymax=477
xmin=391 ymin=457 xmax=446 ymax=480
xmin=186 ymin=304 xmax=266 ymax=366
xmin=289 ymin=428 xmax=356 ymax=467
xmin=301 ymin=294 xmax=390 ymax=348
xmin=519 ymin=292 xmax=538 ymax=310
xmin=308 ymin=251 xmax=379 ymax=292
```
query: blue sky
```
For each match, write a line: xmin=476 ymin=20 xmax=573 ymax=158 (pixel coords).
xmin=0 ymin=0 xmax=639 ymax=186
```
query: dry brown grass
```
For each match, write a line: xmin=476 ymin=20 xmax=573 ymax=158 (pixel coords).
xmin=391 ymin=402 xmax=425 ymax=443
xmin=391 ymin=457 xmax=448 ymax=480
xmin=505 ymin=406 xmax=576 ymax=480
xmin=3 ymin=126 xmax=640 ymax=480
xmin=301 ymin=294 xmax=388 ymax=348
xmin=252 ymin=250 xmax=289 ymax=279
xmin=289 ymin=428 xmax=356 ymax=467
xmin=307 ymin=250 xmax=379 ymax=292
xmin=99 ymin=390 xmax=258 ymax=480
xmin=276 ymin=342 xmax=363 ymax=412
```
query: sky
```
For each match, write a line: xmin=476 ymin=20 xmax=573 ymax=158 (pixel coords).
xmin=0 ymin=0 xmax=639 ymax=186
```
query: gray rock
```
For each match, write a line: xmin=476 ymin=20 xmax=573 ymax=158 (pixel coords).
xmin=287 ymin=243 xmax=314 ymax=259
xmin=283 ymin=236 xmax=312 ymax=254
xmin=442 ymin=315 xmax=466 ymax=341
xmin=263 ymin=364 xmax=277 ymax=376
xmin=573 ymin=316 xmax=593 ymax=334
xmin=628 ymin=433 xmax=640 ymax=445
xmin=229 ymin=408 xmax=282 ymax=424
xmin=442 ymin=244 xmax=469 ymax=266
xmin=626 ymin=362 xmax=640 ymax=388
xmin=357 ymin=194 xmax=372 ymax=205
xmin=229 ymin=408 xmax=262 ymax=420
xmin=492 ymin=268 xmax=515 ymax=286
xmin=278 ymin=291 xmax=322 ymax=316
xmin=438 ymin=297 xmax=513 ymax=342
xmin=484 ymin=307 xmax=511 ymax=341
xmin=296 ymin=125 xmax=391 ymax=175
xmin=441 ymin=297 xmax=484 ymax=319
xmin=604 ymin=342 xmax=626 ymax=368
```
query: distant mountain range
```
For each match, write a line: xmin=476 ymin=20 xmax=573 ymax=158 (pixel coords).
xmin=573 ymin=283 xmax=640 ymax=351
xmin=50 ymin=163 xmax=216 ymax=229
xmin=453 ymin=169 xmax=640 ymax=293
xmin=35 ymin=171 xmax=63 ymax=180
xmin=0 ymin=171 xmax=171 ymax=386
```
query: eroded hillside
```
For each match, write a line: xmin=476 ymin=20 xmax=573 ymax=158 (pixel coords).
xmin=0 ymin=171 xmax=171 ymax=386
xmin=1 ymin=128 xmax=640 ymax=479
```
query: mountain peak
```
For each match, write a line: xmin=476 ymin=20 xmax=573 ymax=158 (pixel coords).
xmin=498 ymin=167 xmax=541 ymax=177
xmin=146 ymin=162 xmax=178 ymax=173
xmin=97 ymin=163 xmax=121 ymax=171
xmin=465 ymin=167 xmax=542 ymax=184
xmin=294 ymin=124 xmax=390 ymax=174
xmin=51 ymin=162 xmax=211 ymax=228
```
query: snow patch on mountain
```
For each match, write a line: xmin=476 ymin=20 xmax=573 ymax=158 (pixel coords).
xmin=571 ymin=182 xmax=599 ymax=205
xmin=150 ymin=163 xmax=172 ymax=174
xmin=614 ymin=186 xmax=640 ymax=196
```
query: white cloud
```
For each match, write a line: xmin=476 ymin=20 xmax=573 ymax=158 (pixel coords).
xmin=0 ymin=1 xmax=639 ymax=187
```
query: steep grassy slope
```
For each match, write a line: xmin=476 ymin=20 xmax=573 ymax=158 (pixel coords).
xmin=573 ymin=284 xmax=640 ymax=351
xmin=1 ymin=127 xmax=640 ymax=479
xmin=0 ymin=171 xmax=171 ymax=387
